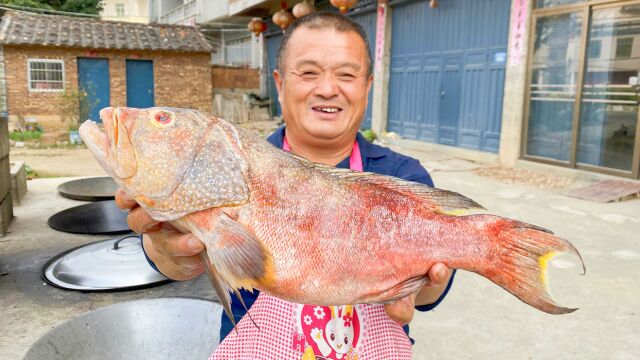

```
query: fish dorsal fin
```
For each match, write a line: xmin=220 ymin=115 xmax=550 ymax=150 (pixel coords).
xmin=289 ymin=153 xmax=484 ymax=214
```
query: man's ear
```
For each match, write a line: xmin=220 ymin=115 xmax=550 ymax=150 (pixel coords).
xmin=273 ymin=69 xmax=284 ymax=96
xmin=366 ymin=73 xmax=374 ymax=95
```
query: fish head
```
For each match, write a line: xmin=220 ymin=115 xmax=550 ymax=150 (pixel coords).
xmin=81 ymin=106 xmax=208 ymax=196
xmin=80 ymin=107 xmax=250 ymax=220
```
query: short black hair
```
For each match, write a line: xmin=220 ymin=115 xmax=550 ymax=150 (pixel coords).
xmin=275 ymin=11 xmax=372 ymax=77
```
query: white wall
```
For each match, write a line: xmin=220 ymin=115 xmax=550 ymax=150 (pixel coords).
xmin=102 ymin=0 xmax=150 ymax=23
xmin=199 ymin=0 xmax=229 ymax=23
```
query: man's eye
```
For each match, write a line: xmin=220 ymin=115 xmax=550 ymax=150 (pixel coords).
xmin=338 ymin=73 xmax=356 ymax=80
xmin=301 ymin=71 xmax=318 ymax=78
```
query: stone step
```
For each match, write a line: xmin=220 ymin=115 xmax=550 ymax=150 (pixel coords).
xmin=10 ymin=160 xmax=27 ymax=206
xmin=0 ymin=192 xmax=12 ymax=237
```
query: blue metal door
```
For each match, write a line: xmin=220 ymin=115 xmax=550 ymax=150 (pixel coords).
xmin=439 ymin=57 xmax=461 ymax=146
xmin=351 ymin=8 xmax=377 ymax=129
xmin=388 ymin=0 xmax=511 ymax=152
xmin=266 ymin=33 xmax=282 ymax=117
xmin=126 ymin=60 xmax=154 ymax=108
xmin=77 ymin=58 xmax=110 ymax=122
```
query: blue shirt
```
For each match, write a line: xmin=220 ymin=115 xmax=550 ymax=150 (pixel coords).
xmin=220 ymin=126 xmax=456 ymax=342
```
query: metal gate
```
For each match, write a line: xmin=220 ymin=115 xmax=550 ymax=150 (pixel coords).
xmin=77 ymin=58 xmax=110 ymax=123
xmin=350 ymin=6 xmax=377 ymax=129
xmin=387 ymin=0 xmax=510 ymax=152
xmin=265 ymin=32 xmax=282 ymax=117
xmin=126 ymin=60 xmax=154 ymax=108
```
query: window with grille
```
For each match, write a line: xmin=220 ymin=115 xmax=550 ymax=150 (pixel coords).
xmin=615 ymin=37 xmax=633 ymax=59
xmin=116 ymin=3 xmax=125 ymax=16
xmin=28 ymin=59 xmax=64 ymax=92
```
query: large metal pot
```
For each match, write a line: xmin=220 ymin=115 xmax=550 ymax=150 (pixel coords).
xmin=24 ymin=298 xmax=222 ymax=360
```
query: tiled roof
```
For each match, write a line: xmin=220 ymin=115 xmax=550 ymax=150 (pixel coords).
xmin=0 ymin=11 xmax=212 ymax=53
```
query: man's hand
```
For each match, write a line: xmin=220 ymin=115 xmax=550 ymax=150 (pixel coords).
xmin=115 ymin=188 xmax=206 ymax=280
xmin=383 ymin=263 xmax=452 ymax=325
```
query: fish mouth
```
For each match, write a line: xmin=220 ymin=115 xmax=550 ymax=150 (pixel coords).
xmin=79 ymin=107 xmax=137 ymax=181
xmin=78 ymin=119 xmax=118 ymax=180
xmin=102 ymin=107 xmax=137 ymax=179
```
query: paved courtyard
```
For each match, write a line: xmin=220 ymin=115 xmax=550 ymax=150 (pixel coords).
xmin=0 ymin=143 xmax=638 ymax=360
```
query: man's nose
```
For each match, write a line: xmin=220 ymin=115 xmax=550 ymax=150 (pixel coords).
xmin=313 ymin=74 xmax=339 ymax=98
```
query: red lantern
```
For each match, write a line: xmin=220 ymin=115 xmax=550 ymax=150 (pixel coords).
xmin=247 ymin=17 xmax=267 ymax=35
xmin=292 ymin=0 xmax=315 ymax=18
xmin=273 ymin=1 xmax=294 ymax=31
xmin=429 ymin=0 xmax=439 ymax=8
xmin=330 ymin=0 xmax=357 ymax=14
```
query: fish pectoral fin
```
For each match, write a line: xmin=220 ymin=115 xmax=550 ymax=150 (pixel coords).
xmin=205 ymin=213 xmax=275 ymax=293
xmin=199 ymin=252 xmax=239 ymax=333
xmin=371 ymin=275 xmax=429 ymax=304
xmin=305 ymin=163 xmax=484 ymax=214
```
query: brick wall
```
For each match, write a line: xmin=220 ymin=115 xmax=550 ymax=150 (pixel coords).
xmin=211 ymin=66 xmax=260 ymax=89
xmin=211 ymin=66 xmax=262 ymax=123
xmin=0 ymin=46 xmax=7 ymax=115
xmin=3 ymin=45 xmax=212 ymax=131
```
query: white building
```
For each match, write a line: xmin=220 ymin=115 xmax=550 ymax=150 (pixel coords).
xmin=101 ymin=0 xmax=150 ymax=23
xmin=150 ymin=0 xmax=256 ymax=68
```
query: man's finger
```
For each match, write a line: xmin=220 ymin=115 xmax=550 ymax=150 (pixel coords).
xmin=383 ymin=293 xmax=417 ymax=325
xmin=126 ymin=206 xmax=159 ymax=233
xmin=115 ymin=188 xmax=138 ymax=211
xmin=150 ymin=231 xmax=204 ymax=257
xmin=142 ymin=235 xmax=204 ymax=281
xmin=161 ymin=262 xmax=205 ymax=281
xmin=167 ymin=253 xmax=204 ymax=268
xmin=427 ymin=263 xmax=450 ymax=286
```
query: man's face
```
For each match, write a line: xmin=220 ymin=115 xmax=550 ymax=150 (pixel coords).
xmin=273 ymin=27 xmax=373 ymax=145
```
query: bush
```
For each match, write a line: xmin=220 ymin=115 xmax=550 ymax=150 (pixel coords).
xmin=9 ymin=130 xmax=42 ymax=142
xmin=59 ymin=87 xmax=97 ymax=131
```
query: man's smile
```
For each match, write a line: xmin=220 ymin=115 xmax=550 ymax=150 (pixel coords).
xmin=312 ymin=105 xmax=343 ymax=113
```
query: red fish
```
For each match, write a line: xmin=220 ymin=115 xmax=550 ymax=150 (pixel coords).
xmin=80 ymin=107 xmax=585 ymax=328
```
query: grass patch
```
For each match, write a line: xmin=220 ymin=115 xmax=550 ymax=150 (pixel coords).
xmin=9 ymin=130 xmax=42 ymax=142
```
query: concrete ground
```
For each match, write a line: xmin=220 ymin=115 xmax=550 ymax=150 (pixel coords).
xmin=1 ymin=143 xmax=639 ymax=360
xmin=9 ymin=147 xmax=107 ymax=177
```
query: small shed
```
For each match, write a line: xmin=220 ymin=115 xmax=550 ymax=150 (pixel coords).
xmin=0 ymin=11 xmax=213 ymax=133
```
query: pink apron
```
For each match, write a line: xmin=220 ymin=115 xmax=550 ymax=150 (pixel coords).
xmin=210 ymin=138 xmax=413 ymax=360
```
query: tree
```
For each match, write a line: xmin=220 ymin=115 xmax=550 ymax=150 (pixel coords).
xmin=59 ymin=0 xmax=103 ymax=15
xmin=1 ymin=0 xmax=103 ymax=15
xmin=2 ymin=0 xmax=54 ymax=10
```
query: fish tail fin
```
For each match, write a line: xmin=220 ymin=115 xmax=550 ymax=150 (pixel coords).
xmin=470 ymin=218 xmax=585 ymax=315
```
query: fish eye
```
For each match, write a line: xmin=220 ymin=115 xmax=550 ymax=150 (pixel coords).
xmin=152 ymin=110 xmax=174 ymax=127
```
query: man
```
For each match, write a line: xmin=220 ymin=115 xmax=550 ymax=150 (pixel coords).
xmin=117 ymin=12 xmax=454 ymax=358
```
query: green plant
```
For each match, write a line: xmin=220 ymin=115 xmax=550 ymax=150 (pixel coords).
xmin=23 ymin=164 xmax=38 ymax=180
xmin=59 ymin=85 xmax=97 ymax=131
xmin=9 ymin=130 xmax=42 ymax=141
xmin=360 ymin=128 xmax=377 ymax=142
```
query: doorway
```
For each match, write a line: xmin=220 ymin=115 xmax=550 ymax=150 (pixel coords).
xmin=126 ymin=60 xmax=154 ymax=108
xmin=77 ymin=58 xmax=110 ymax=123
xmin=524 ymin=1 xmax=640 ymax=178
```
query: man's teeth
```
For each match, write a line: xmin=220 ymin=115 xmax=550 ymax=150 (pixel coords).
xmin=318 ymin=107 xmax=339 ymax=113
